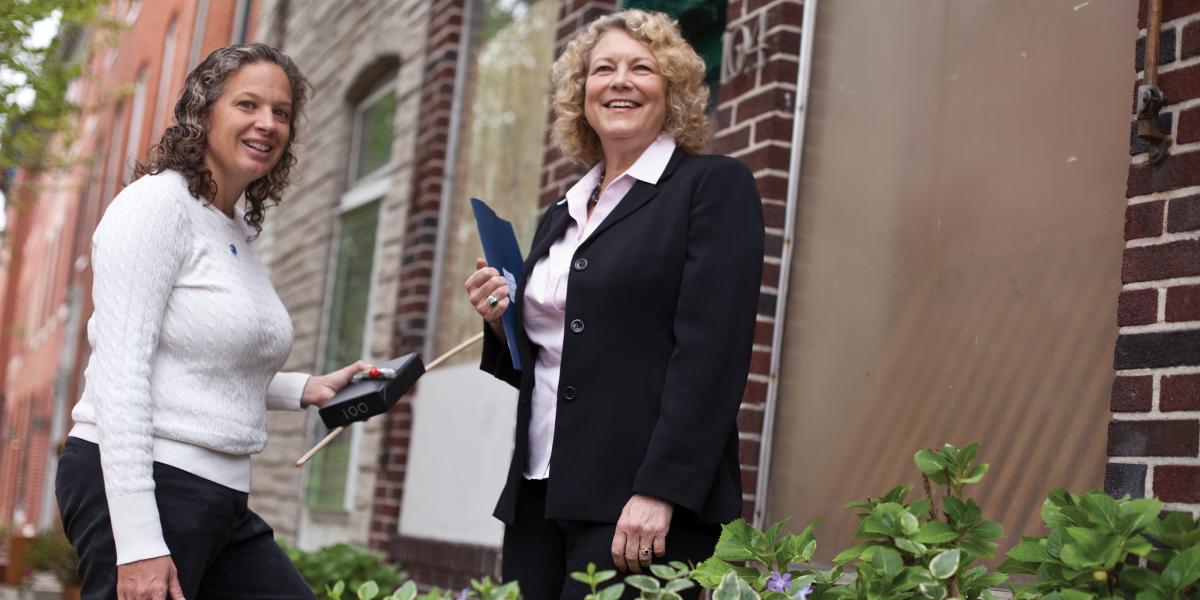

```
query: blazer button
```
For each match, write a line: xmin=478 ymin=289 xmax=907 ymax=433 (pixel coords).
xmin=569 ymin=319 xmax=585 ymax=334
xmin=573 ymin=258 xmax=588 ymax=271
xmin=563 ymin=386 xmax=577 ymax=401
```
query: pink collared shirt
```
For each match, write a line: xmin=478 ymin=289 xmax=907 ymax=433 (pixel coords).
xmin=521 ymin=134 xmax=677 ymax=479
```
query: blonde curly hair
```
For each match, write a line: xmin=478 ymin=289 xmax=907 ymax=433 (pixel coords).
xmin=550 ymin=9 xmax=710 ymax=167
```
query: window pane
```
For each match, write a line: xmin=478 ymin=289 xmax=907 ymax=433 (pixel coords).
xmin=306 ymin=199 xmax=380 ymax=510
xmin=354 ymin=90 xmax=396 ymax=182
xmin=323 ymin=200 xmax=381 ymax=372
xmin=765 ymin=1 xmax=1136 ymax=560
xmin=433 ymin=0 xmax=556 ymax=358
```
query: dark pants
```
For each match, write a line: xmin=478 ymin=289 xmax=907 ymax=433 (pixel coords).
xmin=501 ymin=479 xmax=719 ymax=600
xmin=55 ymin=437 xmax=315 ymax=600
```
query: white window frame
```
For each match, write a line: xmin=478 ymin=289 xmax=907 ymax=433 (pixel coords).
xmin=302 ymin=76 xmax=399 ymax=514
xmin=151 ymin=18 xmax=177 ymax=137
xmin=123 ymin=67 xmax=149 ymax=183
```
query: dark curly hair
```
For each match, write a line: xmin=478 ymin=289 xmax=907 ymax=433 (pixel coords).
xmin=135 ymin=43 xmax=308 ymax=235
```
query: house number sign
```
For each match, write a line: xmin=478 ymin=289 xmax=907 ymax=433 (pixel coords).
xmin=721 ymin=11 xmax=768 ymax=83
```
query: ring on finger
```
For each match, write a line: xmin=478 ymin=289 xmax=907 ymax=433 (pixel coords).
xmin=487 ymin=295 xmax=499 ymax=308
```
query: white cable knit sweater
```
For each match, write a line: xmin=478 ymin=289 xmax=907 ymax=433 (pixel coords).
xmin=69 ymin=170 xmax=309 ymax=565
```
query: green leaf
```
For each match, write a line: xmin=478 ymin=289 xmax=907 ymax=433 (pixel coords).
xmin=664 ymin=579 xmax=695 ymax=593
xmin=713 ymin=571 xmax=759 ymax=600
xmin=872 ymin=547 xmax=903 ymax=579
xmin=895 ymin=538 xmax=929 ymax=557
xmin=915 ymin=450 xmax=947 ymax=475
xmin=929 ymin=549 xmax=961 ymax=580
xmin=357 ymin=580 xmax=379 ymax=600
xmin=1147 ymin=512 xmax=1200 ymax=550
xmin=690 ymin=556 xmax=732 ymax=588
xmin=900 ymin=511 xmax=921 ymax=536
xmin=650 ymin=564 xmax=678 ymax=580
xmin=971 ymin=521 xmax=1004 ymax=542
xmin=391 ymin=582 xmax=417 ymax=600
xmin=960 ymin=463 xmax=988 ymax=485
xmin=833 ymin=543 xmax=872 ymax=564
xmin=1006 ymin=540 xmax=1051 ymax=563
xmin=909 ymin=499 xmax=933 ymax=519
xmin=1058 ymin=590 xmax=1096 ymax=600
xmin=624 ymin=575 xmax=660 ymax=592
xmin=1118 ymin=566 xmax=1161 ymax=595
xmin=918 ymin=581 xmax=947 ymax=599
xmin=1120 ymin=498 xmax=1162 ymax=535
xmin=1161 ymin=546 xmax=1200 ymax=592
xmin=597 ymin=583 xmax=625 ymax=600
xmin=714 ymin=519 xmax=758 ymax=562
xmin=915 ymin=521 xmax=959 ymax=544
xmin=1125 ymin=534 xmax=1153 ymax=557
xmin=960 ymin=443 xmax=979 ymax=467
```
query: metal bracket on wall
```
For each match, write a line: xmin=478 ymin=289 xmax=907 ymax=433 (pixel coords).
xmin=1136 ymin=0 xmax=1171 ymax=164
xmin=1137 ymin=84 xmax=1170 ymax=163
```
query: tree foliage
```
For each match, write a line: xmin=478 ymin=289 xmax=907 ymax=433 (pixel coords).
xmin=0 ymin=0 xmax=103 ymax=174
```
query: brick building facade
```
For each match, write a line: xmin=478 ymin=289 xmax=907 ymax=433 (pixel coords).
xmin=0 ymin=0 xmax=261 ymax=545
xmin=1106 ymin=0 xmax=1200 ymax=511
xmin=2 ymin=0 xmax=1196 ymax=593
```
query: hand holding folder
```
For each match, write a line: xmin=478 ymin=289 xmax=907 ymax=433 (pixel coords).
xmin=470 ymin=198 xmax=525 ymax=370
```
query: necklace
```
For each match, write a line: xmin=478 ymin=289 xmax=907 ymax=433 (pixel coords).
xmin=588 ymin=170 xmax=605 ymax=205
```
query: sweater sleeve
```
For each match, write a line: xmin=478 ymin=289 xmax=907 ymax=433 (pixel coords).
xmin=266 ymin=372 xmax=310 ymax=410
xmin=88 ymin=183 xmax=189 ymax=565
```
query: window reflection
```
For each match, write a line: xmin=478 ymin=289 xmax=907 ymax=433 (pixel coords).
xmin=434 ymin=0 xmax=557 ymax=358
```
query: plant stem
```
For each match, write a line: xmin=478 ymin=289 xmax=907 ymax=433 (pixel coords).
xmin=922 ymin=475 xmax=942 ymax=523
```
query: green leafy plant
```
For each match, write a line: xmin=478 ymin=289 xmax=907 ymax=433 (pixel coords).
xmin=21 ymin=526 xmax=80 ymax=586
xmin=280 ymin=541 xmax=405 ymax=597
xmin=690 ymin=516 xmax=832 ymax=598
xmin=690 ymin=442 xmax=1006 ymax=600
xmin=571 ymin=561 xmax=625 ymax=600
xmin=1001 ymin=490 xmax=1200 ymax=599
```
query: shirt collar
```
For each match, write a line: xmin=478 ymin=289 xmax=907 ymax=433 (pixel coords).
xmin=562 ymin=134 xmax=678 ymax=210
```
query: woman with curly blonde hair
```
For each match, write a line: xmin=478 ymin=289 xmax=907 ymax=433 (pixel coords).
xmin=465 ymin=10 xmax=764 ymax=598
xmin=56 ymin=43 xmax=370 ymax=600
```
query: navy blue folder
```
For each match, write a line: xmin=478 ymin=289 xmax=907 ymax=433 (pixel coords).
xmin=470 ymin=198 xmax=524 ymax=370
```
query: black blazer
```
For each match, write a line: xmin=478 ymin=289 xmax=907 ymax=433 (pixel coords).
xmin=480 ymin=149 xmax=764 ymax=525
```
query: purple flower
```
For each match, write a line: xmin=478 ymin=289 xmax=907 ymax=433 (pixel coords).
xmin=455 ymin=587 xmax=471 ymax=600
xmin=766 ymin=571 xmax=793 ymax=593
xmin=792 ymin=584 xmax=813 ymax=600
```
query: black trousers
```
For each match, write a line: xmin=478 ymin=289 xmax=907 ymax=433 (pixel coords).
xmin=55 ymin=437 xmax=315 ymax=600
xmin=501 ymin=479 xmax=719 ymax=600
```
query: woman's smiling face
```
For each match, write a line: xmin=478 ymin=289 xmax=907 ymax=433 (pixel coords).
xmin=203 ymin=61 xmax=293 ymax=199
xmin=584 ymin=28 xmax=666 ymax=152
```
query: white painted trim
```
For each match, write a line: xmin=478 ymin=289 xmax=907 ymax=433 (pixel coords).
xmin=424 ymin=0 xmax=477 ymax=361
xmin=754 ymin=0 xmax=817 ymax=529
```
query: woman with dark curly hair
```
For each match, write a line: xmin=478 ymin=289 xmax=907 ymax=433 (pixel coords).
xmin=464 ymin=9 xmax=763 ymax=599
xmin=55 ymin=43 xmax=366 ymax=600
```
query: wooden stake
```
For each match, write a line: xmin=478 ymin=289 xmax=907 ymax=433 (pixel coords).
xmin=294 ymin=331 xmax=487 ymax=467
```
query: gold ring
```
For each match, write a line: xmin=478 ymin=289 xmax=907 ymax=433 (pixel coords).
xmin=639 ymin=547 xmax=652 ymax=556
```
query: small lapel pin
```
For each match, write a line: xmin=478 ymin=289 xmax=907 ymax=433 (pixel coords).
xmin=230 ymin=244 xmax=238 ymax=256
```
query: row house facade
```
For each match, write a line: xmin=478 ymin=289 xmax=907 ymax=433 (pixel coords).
xmin=0 ymin=0 xmax=260 ymax=546
xmin=258 ymin=0 xmax=1199 ymax=589
xmin=2 ymin=0 xmax=1196 ymax=592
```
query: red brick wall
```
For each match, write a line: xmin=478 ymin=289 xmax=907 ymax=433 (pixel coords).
xmin=1105 ymin=0 xmax=1200 ymax=510
xmin=712 ymin=0 xmax=803 ymax=522
xmin=370 ymin=0 xmax=467 ymax=561
xmin=0 ymin=0 xmax=260 ymax=536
